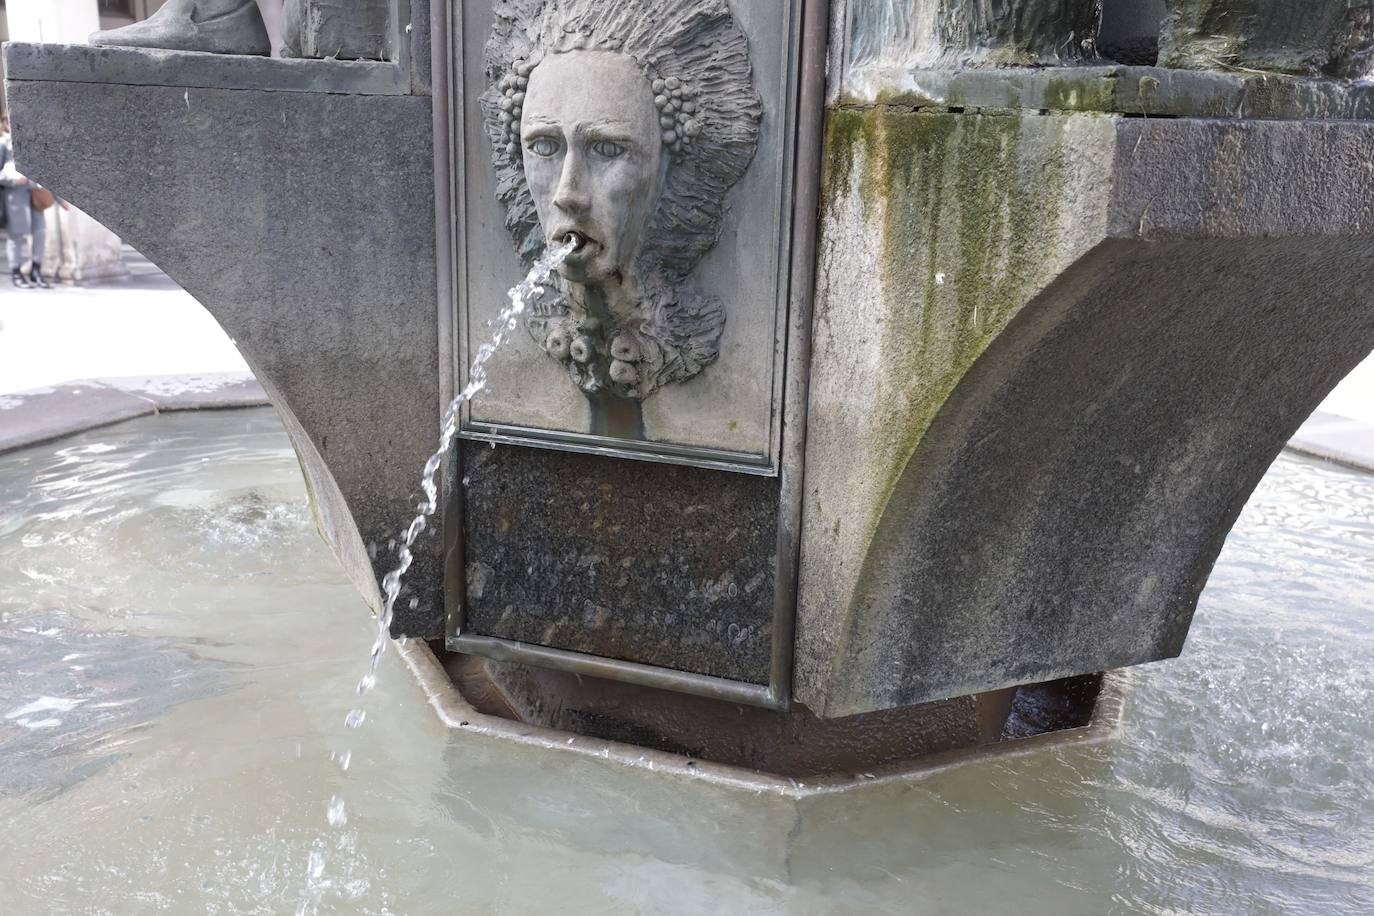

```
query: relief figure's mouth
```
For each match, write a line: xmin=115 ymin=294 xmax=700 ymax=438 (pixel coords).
xmin=557 ymin=229 xmax=600 ymax=259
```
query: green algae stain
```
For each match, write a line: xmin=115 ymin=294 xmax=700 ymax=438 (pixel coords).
xmin=821 ymin=109 xmax=866 ymax=211
xmin=1043 ymin=76 xmax=1117 ymax=113
xmin=812 ymin=107 xmax=1080 ymax=695
xmin=858 ymin=108 xmax=1071 ymax=530
xmin=821 ymin=108 xmax=887 ymax=225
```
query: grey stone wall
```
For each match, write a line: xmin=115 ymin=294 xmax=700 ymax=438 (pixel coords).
xmin=797 ymin=102 xmax=1374 ymax=717
xmin=4 ymin=72 xmax=441 ymax=635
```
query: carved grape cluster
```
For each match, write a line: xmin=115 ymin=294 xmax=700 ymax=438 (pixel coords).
xmin=651 ymin=75 xmax=702 ymax=156
xmin=496 ymin=59 xmax=533 ymax=158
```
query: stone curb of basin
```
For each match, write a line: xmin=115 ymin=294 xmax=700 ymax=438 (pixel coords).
xmin=1286 ymin=411 xmax=1374 ymax=474
xmin=397 ymin=637 xmax=1130 ymax=797
xmin=0 ymin=372 xmax=269 ymax=454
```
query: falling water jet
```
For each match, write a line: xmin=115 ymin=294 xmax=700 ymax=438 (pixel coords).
xmin=347 ymin=237 xmax=576 ymax=717
xmin=299 ymin=239 xmax=575 ymax=912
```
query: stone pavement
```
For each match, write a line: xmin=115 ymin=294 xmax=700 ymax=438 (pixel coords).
xmin=0 ymin=246 xmax=248 ymax=395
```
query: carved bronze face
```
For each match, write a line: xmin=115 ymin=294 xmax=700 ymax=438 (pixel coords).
xmin=520 ymin=51 xmax=664 ymax=289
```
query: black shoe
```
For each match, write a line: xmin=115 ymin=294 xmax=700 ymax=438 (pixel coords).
xmin=10 ymin=268 xmax=31 ymax=289
xmin=28 ymin=264 xmax=51 ymax=289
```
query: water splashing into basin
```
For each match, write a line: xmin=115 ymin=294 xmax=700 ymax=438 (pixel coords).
xmin=349 ymin=237 xmax=574 ymax=719
xmin=297 ymin=240 xmax=574 ymax=911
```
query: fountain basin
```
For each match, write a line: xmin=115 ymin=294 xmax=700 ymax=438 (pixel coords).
xmin=2 ymin=405 xmax=1371 ymax=912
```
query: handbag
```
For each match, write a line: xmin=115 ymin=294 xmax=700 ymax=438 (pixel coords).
xmin=30 ymin=187 xmax=56 ymax=211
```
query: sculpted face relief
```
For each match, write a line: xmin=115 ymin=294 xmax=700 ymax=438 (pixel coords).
xmin=521 ymin=51 xmax=664 ymax=293
xmin=482 ymin=0 xmax=762 ymax=404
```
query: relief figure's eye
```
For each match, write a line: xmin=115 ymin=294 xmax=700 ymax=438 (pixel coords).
xmin=591 ymin=139 xmax=626 ymax=159
xmin=528 ymin=137 xmax=560 ymax=158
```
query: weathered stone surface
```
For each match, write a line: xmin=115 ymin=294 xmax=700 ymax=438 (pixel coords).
xmin=90 ymin=0 xmax=271 ymax=57
xmin=1288 ymin=412 xmax=1374 ymax=473
xmin=92 ymin=373 xmax=268 ymax=411
xmin=937 ymin=0 xmax=1101 ymax=66
xmin=844 ymin=0 xmax=1101 ymax=73
xmin=0 ymin=374 xmax=268 ymax=454
xmin=4 ymin=40 xmax=409 ymax=95
xmin=409 ymin=0 xmax=432 ymax=93
xmin=282 ymin=0 xmax=393 ymax=62
xmin=836 ymin=61 xmax=1374 ymax=121
xmin=467 ymin=654 xmax=1022 ymax=777
xmin=1159 ymin=0 xmax=1374 ymax=77
xmin=463 ymin=445 xmax=779 ymax=683
xmin=1099 ymin=0 xmax=1165 ymax=64
xmin=4 ymin=72 xmax=440 ymax=635
xmin=798 ymin=107 xmax=1374 ymax=716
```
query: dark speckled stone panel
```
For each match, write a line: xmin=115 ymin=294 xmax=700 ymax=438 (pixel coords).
xmin=462 ymin=444 xmax=779 ymax=684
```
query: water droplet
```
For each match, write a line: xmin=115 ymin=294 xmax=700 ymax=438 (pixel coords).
xmin=344 ymin=708 xmax=366 ymax=729
xmin=327 ymin=795 xmax=347 ymax=826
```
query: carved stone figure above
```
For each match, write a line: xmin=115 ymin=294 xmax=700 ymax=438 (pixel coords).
xmin=88 ymin=0 xmax=392 ymax=62
xmin=482 ymin=0 xmax=763 ymax=402
xmin=90 ymin=0 xmax=271 ymax=56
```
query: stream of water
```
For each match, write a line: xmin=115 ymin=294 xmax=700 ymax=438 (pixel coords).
xmin=299 ymin=240 xmax=574 ymax=910
xmin=0 ymin=409 xmax=1371 ymax=913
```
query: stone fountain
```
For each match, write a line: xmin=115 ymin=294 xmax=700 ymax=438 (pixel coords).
xmin=5 ymin=0 xmax=1373 ymax=783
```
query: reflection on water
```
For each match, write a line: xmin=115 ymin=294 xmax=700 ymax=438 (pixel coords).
xmin=0 ymin=409 xmax=1371 ymax=915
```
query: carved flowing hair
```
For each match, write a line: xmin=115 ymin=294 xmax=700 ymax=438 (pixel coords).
xmin=481 ymin=0 xmax=762 ymax=283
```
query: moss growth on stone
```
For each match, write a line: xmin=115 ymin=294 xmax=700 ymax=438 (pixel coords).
xmin=822 ymin=106 xmax=1073 ymax=542
xmin=1042 ymin=76 xmax=1118 ymax=113
xmin=821 ymin=107 xmax=889 ymax=226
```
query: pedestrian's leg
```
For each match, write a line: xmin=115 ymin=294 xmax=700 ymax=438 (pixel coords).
xmin=28 ymin=208 xmax=50 ymax=288
xmin=7 ymin=230 xmax=23 ymax=286
xmin=8 ymin=230 xmax=32 ymax=289
xmin=6 ymin=195 xmax=32 ymax=288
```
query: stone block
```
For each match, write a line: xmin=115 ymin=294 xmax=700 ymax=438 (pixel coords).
xmin=4 ymin=64 xmax=441 ymax=635
xmin=797 ymin=104 xmax=1374 ymax=717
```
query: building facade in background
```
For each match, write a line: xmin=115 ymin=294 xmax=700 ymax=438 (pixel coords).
xmin=1 ymin=1 xmax=170 ymax=281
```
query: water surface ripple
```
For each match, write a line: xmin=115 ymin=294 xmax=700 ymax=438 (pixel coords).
xmin=0 ymin=410 xmax=1370 ymax=914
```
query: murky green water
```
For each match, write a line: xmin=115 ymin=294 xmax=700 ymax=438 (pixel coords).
xmin=1 ymin=408 xmax=1371 ymax=915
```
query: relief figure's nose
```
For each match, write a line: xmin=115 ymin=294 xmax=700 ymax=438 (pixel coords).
xmin=552 ymin=149 xmax=591 ymax=214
